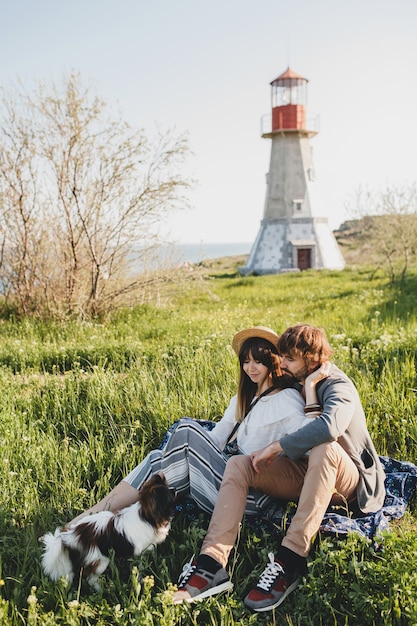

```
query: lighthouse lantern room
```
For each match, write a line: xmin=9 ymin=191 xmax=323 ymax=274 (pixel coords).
xmin=240 ymin=67 xmax=345 ymax=275
xmin=271 ymin=67 xmax=308 ymax=130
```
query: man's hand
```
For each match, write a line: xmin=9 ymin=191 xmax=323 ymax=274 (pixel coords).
xmin=304 ymin=361 xmax=331 ymax=389
xmin=250 ymin=441 xmax=283 ymax=473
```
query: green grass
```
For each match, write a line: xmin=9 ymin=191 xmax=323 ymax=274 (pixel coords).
xmin=0 ymin=265 xmax=416 ymax=624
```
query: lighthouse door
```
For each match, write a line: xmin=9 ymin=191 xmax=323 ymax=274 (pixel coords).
xmin=297 ymin=248 xmax=311 ymax=270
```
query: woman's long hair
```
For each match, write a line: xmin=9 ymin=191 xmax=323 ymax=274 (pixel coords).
xmin=235 ymin=337 xmax=292 ymax=422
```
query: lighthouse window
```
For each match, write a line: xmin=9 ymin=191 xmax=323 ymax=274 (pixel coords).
xmin=278 ymin=86 xmax=290 ymax=106
xmin=290 ymin=84 xmax=300 ymax=103
xmin=273 ymin=79 xmax=306 ymax=107
xmin=294 ymin=200 xmax=303 ymax=212
xmin=272 ymin=76 xmax=307 ymax=108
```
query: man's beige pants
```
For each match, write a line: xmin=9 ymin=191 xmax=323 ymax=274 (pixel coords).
xmin=201 ymin=442 xmax=360 ymax=567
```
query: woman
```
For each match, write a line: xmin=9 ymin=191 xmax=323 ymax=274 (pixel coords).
xmin=69 ymin=326 xmax=319 ymax=525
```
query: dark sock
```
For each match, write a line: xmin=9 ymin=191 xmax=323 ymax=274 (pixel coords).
xmin=275 ymin=546 xmax=307 ymax=577
xmin=197 ymin=554 xmax=222 ymax=574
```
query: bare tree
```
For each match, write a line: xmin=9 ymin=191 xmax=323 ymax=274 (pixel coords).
xmin=345 ymin=183 xmax=417 ymax=282
xmin=0 ymin=73 xmax=192 ymax=318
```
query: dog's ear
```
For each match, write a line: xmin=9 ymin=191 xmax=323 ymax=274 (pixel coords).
xmin=138 ymin=475 xmax=176 ymax=528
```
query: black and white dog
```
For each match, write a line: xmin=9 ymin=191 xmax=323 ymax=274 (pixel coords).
xmin=40 ymin=473 xmax=176 ymax=589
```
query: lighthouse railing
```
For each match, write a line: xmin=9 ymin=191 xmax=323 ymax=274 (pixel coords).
xmin=260 ymin=113 xmax=320 ymax=135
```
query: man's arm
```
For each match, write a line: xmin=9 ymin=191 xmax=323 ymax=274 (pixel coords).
xmin=280 ymin=373 xmax=357 ymax=460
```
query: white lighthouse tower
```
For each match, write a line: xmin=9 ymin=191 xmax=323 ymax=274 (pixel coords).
xmin=241 ymin=67 xmax=345 ymax=274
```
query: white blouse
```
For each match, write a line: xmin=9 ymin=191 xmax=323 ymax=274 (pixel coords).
xmin=209 ymin=388 xmax=308 ymax=454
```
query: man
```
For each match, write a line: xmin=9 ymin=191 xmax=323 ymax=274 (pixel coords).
xmin=172 ymin=324 xmax=386 ymax=612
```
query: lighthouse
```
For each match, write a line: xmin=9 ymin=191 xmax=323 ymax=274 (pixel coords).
xmin=240 ymin=67 xmax=345 ymax=274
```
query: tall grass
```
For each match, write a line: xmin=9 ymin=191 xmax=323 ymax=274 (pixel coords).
xmin=0 ymin=266 xmax=416 ymax=624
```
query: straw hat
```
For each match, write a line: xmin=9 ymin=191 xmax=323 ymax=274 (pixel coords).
xmin=231 ymin=326 xmax=279 ymax=355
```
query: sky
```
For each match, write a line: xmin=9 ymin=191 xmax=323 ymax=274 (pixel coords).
xmin=1 ymin=0 xmax=416 ymax=245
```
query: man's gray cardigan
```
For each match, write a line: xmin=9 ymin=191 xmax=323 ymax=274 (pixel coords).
xmin=280 ymin=364 xmax=386 ymax=514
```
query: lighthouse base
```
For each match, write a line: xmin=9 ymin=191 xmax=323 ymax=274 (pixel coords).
xmin=240 ymin=217 xmax=345 ymax=275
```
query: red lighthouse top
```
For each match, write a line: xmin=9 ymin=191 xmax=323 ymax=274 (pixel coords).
xmin=270 ymin=67 xmax=309 ymax=132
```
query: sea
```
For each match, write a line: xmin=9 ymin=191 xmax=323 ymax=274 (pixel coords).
xmin=133 ymin=241 xmax=252 ymax=272
xmin=170 ymin=242 xmax=252 ymax=264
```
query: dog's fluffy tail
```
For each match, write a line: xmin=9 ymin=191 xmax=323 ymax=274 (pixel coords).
xmin=41 ymin=529 xmax=74 ymax=583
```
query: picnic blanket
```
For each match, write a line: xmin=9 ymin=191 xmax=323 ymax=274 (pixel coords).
xmin=160 ymin=420 xmax=417 ymax=542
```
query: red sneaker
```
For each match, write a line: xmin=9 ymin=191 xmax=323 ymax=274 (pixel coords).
xmin=244 ymin=552 xmax=300 ymax=612
xmin=173 ymin=554 xmax=233 ymax=604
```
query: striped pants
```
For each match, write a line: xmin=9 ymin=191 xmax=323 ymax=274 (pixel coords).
xmin=124 ymin=418 xmax=271 ymax=515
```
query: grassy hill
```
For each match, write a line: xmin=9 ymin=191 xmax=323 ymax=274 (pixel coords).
xmin=0 ymin=264 xmax=416 ymax=625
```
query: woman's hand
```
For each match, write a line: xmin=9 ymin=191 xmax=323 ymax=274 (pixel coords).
xmin=250 ymin=441 xmax=282 ymax=473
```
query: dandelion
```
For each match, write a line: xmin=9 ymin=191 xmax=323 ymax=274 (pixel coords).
xmin=379 ymin=334 xmax=393 ymax=346
xmin=27 ymin=587 xmax=37 ymax=605
xmin=67 ymin=600 xmax=79 ymax=609
xmin=143 ymin=575 xmax=155 ymax=589
xmin=159 ymin=588 xmax=176 ymax=604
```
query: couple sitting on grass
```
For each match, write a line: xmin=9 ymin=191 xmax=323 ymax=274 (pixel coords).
xmin=69 ymin=323 xmax=385 ymax=613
